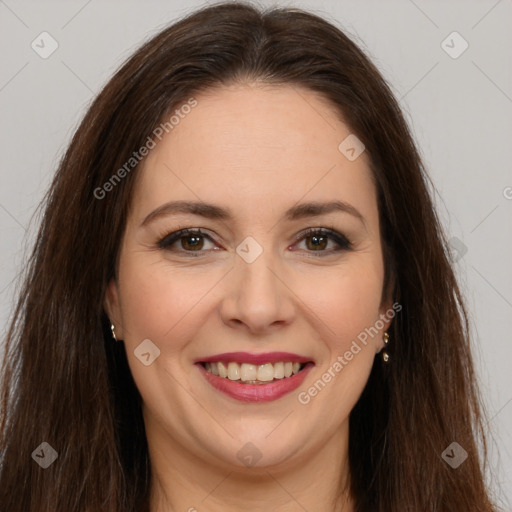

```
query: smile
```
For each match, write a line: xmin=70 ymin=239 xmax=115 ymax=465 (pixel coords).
xmin=202 ymin=361 xmax=305 ymax=383
xmin=195 ymin=352 xmax=314 ymax=402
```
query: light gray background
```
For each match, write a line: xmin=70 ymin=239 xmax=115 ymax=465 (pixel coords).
xmin=1 ymin=0 xmax=511 ymax=506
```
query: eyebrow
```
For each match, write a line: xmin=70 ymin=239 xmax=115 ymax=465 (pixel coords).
xmin=140 ymin=199 xmax=366 ymax=227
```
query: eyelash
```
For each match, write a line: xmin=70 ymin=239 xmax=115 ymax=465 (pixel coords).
xmin=157 ymin=227 xmax=352 ymax=257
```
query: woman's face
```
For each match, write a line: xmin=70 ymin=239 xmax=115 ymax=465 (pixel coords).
xmin=106 ymin=83 xmax=393 ymax=472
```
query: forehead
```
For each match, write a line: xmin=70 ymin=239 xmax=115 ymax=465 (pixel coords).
xmin=131 ymin=83 xmax=377 ymax=228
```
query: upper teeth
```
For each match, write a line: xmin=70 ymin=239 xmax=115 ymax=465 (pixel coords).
xmin=204 ymin=361 xmax=302 ymax=381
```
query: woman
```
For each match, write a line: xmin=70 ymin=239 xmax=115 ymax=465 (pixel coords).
xmin=0 ymin=2 xmax=497 ymax=511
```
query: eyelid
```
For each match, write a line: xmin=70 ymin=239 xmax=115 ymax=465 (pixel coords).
xmin=157 ymin=228 xmax=215 ymax=251
xmin=292 ymin=226 xmax=347 ymax=242
xmin=292 ymin=227 xmax=352 ymax=252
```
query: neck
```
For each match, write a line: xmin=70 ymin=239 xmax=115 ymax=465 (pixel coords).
xmin=146 ymin=415 xmax=354 ymax=512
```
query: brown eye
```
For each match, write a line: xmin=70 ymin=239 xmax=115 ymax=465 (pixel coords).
xmin=158 ymin=229 xmax=216 ymax=255
xmin=180 ymin=234 xmax=205 ymax=251
xmin=304 ymin=233 xmax=329 ymax=251
xmin=294 ymin=228 xmax=351 ymax=255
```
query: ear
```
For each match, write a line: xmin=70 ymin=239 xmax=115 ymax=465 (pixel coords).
xmin=376 ymin=272 xmax=397 ymax=352
xmin=104 ymin=278 xmax=123 ymax=339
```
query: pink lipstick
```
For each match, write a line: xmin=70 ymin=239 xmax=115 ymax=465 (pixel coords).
xmin=195 ymin=352 xmax=314 ymax=403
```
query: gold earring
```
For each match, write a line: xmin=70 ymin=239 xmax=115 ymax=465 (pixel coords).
xmin=382 ymin=332 xmax=390 ymax=362
xmin=110 ymin=323 xmax=118 ymax=341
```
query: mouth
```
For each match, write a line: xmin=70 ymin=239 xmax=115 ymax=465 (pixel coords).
xmin=195 ymin=352 xmax=314 ymax=402
xmin=200 ymin=360 xmax=309 ymax=384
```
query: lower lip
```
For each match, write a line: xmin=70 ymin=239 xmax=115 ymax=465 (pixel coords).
xmin=197 ymin=363 xmax=314 ymax=403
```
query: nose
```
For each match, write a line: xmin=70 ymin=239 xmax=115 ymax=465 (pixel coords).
xmin=219 ymin=246 xmax=296 ymax=335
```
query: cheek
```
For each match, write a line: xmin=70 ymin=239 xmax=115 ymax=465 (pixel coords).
xmin=299 ymin=256 xmax=385 ymax=352
xmin=294 ymin=260 xmax=383 ymax=416
xmin=117 ymin=254 xmax=216 ymax=352
xmin=116 ymin=256 xmax=218 ymax=419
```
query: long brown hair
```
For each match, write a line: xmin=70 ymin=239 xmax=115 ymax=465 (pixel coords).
xmin=0 ymin=2 xmax=496 ymax=511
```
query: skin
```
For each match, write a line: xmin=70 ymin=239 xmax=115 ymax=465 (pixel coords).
xmin=105 ymin=83 xmax=393 ymax=512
